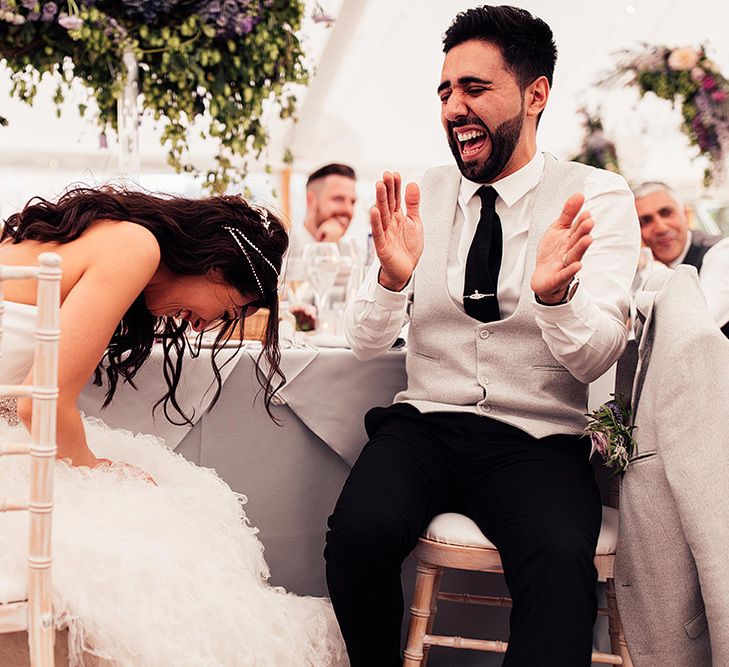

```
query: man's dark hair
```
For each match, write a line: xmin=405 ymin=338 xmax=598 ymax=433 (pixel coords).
xmin=443 ymin=5 xmax=557 ymax=88
xmin=306 ymin=163 xmax=356 ymax=188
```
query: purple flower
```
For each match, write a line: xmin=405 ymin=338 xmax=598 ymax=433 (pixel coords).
xmin=702 ymin=76 xmax=717 ymax=91
xmin=235 ymin=14 xmax=253 ymax=34
xmin=591 ymin=431 xmax=609 ymax=459
xmin=605 ymin=400 xmax=624 ymax=424
xmin=58 ymin=14 xmax=83 ymax=30
xmin=21 ymin=0 xmax=38 ymax=9
xmin=41 ymin=2 xmax=58 ymax=20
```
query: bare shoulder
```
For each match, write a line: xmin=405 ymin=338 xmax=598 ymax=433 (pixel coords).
xmin=86 ymin=220 xmax=160 ymax=259
xmin=83 ymin=220 xmax=161 ymax=272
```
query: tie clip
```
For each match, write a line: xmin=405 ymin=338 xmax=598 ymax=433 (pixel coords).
xmin=465 ymin=290 xmax=495 ymax=300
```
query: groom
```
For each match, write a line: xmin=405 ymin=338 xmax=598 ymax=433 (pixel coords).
xmin=325 ymin=5 xmax=640 ymax=667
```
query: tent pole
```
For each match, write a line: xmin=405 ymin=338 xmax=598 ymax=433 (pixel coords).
xmin=279 ymin=167 xmax=292 ymax=230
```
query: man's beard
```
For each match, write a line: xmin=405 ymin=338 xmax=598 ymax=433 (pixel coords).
xmin=447 ymin=107 xmax=525 ymax=183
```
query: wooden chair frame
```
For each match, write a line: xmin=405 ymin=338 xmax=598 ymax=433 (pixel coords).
xmin=0 ymin=253 xmax=61 ymax=667
xmin=403 ymin=517 xmax=634 ymax=667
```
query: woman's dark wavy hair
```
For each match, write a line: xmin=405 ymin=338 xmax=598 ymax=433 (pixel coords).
xmin=1 ymin=186 xmax=288 ymax=422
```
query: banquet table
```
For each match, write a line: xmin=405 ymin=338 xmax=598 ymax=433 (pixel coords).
xmin=79 ymin=342 xmax=614 ymax=666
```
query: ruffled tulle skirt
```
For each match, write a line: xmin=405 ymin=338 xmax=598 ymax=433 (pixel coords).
xmin=0 ymin=417 xmax=347 ymax=666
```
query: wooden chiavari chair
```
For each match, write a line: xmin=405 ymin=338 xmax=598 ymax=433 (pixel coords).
xmin=403 ymin=506 xmax=634 ymax=667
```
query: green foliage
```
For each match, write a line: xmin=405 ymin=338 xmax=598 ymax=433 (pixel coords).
xmin=0 ymin=1 xmax=309 ymax=191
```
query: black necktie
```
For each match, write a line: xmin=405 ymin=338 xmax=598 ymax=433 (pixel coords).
xmin=463 ymin=186 xmax=502 ymax=322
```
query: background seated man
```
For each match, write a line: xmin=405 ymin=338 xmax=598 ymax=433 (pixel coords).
xmin=288 ymin=162 xmax=358 ymax=257
xmin=286 ymin=163 xmax=359 ymax=327
xmin=633 ymin=181 xmax=729 ymax=337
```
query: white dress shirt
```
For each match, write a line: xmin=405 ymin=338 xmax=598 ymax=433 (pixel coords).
xmin=669 ymin=230 xmax=729 ymax=328
xmin=345 ymin=152 xmax=641 ymax=383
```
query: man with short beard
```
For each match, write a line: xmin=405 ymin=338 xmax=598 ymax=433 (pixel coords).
xmin=325 ymin=6 xmax=640 ymax=667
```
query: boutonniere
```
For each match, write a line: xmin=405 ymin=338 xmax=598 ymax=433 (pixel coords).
xmin=585 ymin=394 xmax=638 ymax=475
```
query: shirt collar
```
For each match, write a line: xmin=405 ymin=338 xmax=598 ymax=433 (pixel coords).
xmin=460 ymin=151 xmax=545 ymax=208
xmin=668 ymin=230 xmax=692 ymax=269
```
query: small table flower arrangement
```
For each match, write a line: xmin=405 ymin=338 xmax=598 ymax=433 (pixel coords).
xmin=607 ymin=44 xmax=729 ymax=186
xmin=0 ymin=0 xmax=309 ymax=190
xmin=585 ymin=394 xmax=638 ymax=476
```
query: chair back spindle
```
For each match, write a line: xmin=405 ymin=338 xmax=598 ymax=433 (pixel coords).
xmin=0 ymin=252 xmax=61 ymax=667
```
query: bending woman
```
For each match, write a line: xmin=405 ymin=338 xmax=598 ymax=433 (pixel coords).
xmin=0 ymin=187 xmax=346 ymax=666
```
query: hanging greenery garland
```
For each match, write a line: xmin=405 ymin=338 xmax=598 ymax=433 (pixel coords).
xmin=606 ymin=43 xmax=729 ymax=186
xmin=0 ymin=0 xmax=309 ymax=190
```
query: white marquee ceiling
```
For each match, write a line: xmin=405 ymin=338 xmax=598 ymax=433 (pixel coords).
xmin=2 ymin=0 xmax=729 ymax=191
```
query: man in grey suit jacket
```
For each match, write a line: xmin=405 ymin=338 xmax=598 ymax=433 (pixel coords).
xmin=616 ymin=265 xmax=729 ymax=666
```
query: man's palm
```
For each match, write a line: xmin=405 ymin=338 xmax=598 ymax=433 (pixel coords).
xmin=371 ymin=172 xmax=423 ymax=290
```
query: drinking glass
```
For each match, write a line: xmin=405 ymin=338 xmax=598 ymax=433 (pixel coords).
xmin=302 ymin=242 xmax=341 ymax=317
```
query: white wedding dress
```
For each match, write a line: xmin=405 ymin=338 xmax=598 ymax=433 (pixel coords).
xmin=0 ymin=302 xmax=347 ymax=666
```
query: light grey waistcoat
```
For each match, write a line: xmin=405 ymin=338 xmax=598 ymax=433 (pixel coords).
xmin=394 ymin=154 xmax=592 ymax=438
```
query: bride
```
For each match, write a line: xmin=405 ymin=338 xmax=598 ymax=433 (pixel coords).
xmin=0 ymin=186 xmax=347 ymax=666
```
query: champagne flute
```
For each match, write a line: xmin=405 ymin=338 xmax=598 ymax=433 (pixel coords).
xmin=302 ymin=242 xmax=341 ymax=321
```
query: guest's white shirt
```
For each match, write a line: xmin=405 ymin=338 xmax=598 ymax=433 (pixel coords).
xmin=668 ymin=230 xmax=729 ymax=328
xmin=345 ymin=153 xmax=641 ymax=383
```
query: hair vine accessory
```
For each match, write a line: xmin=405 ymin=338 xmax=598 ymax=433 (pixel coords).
xmin=251 ymin=204 xmax=271 ymax=232
xmin=224 ymin=226 xmax=279 ymax=295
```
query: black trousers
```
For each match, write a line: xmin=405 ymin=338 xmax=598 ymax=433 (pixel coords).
xmin=325 ymin=404 xmax=602 ymax=667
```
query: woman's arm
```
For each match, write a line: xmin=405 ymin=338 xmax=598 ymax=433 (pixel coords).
xmin=17 ymin=222 xmax=161 ymax=466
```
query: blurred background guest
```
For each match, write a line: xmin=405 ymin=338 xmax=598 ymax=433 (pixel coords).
xmin=286 ymin=163 xmax=360 ymax=332
xmin=633 ymin=181 xmax=729 ymax=337
xmin=288 ymin=162 xmax=358 ymax=258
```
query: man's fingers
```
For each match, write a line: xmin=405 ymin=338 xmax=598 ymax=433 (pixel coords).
xmin=556 ymin=193 xmax=586 ymax=229
xmin=563 ymin=235 xmax=593 ymax=265
xmin=375 ymin=180 xmax=391 ymax=228
xmin=405 ymin=182 xmax=420 ymax=220
xmin=383 ymin=171 xmax=396 ymax=213
xmin=568 ymin=214 xmax=594 ymax=245
xmin=555 ymin=261 xmax=582 ymax=286
xmin=370 ymin=206 xmax=385 ymax=245
xmin=393 ymin=172 xmax=402 ymax=212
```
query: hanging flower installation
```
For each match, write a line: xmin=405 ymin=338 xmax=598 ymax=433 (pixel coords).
xmin=607 ymin=44 xmax=729 ymax=186
xmin=0 ymin=0 xmax=309 ymax=190
xmin=571 ymin=107 xmax=621 ymax=173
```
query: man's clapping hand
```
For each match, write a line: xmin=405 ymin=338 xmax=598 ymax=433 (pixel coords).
xmin=370 ymin=171 xmax=424 ymax=292
xmin=531 ymin=193 xmax=593 ymax=304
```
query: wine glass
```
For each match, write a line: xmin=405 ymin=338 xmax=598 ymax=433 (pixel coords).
xmin=302 ymin=242 xmax=341 ymax=319
xmin=284 ymin=255 xmax=308 ymax=306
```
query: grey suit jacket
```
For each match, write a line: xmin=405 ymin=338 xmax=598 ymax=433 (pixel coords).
xmin=615 ymin=266 xmax=729 ymax=666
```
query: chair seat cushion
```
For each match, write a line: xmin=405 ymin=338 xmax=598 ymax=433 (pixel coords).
xmin=424 ymin=506 xmax=618 ymax=555
xmin=0 ymin=571 xmax=27 ymax=605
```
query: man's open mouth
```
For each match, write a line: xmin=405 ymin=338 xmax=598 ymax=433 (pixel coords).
xmin=454 ymin=127 xmax=490 ymax=159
